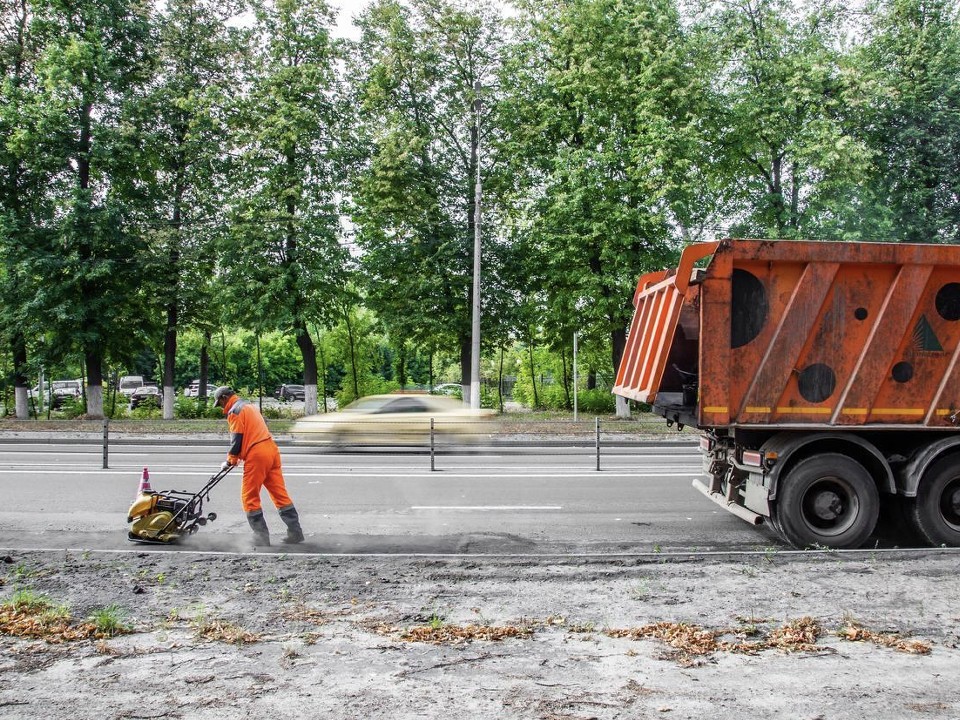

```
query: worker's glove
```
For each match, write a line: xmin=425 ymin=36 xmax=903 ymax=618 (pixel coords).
xmin=220 ymin=460 xmax=233 ymax=472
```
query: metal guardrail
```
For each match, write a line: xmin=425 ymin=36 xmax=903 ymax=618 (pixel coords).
xmin=0 ymin=415 xmax=696 ymax=471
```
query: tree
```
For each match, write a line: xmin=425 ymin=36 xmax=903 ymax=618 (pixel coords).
xmin=145 ymin=0 xmax=247 ymax=418
xmin=498 ymin=0 xmax=705 ymax=414
xmin=694 ymin=0 xmax=870 ymax=238
xmin=220 ymin=0 xmax=351 ymax=415
xmin=350 ymin=0 xmax=508 ymax=406
xmin=26 ymin=0 xmax=156 ymax=418
xmin=856 ymin=0 xmax=960 ymax=243
xmin=0 ymin=0 xmax=45 ymax=418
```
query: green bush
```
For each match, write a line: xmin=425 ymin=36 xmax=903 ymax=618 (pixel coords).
xmin=480 ymin=385 xmax=498 ymax=410
xmin=174 ymin=396 xmax=220 ymax=419
xmin=510 ymin=372 xmax=538 ymax=408
xmin=575 ymin=388 xmax=616 ymax=414
xmin=260 ymin=405 xmax=286 ymax=419
xmin=58 ymin=396 xmax=86 ymax=419
xmin=541 ymin=384 xmax=570 ymax=410
xmin=509 ymin=379 xmax=615 ymax=414
xmin=130 ymin=404 xmax=162 ymax=420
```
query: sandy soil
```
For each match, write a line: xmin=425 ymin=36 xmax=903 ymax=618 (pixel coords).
xmin=1 ymin=548 xmax=958 ymax=720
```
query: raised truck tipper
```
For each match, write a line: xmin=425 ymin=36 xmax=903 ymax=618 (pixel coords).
xmin=612 ymin=239 xmax=960 ymax=549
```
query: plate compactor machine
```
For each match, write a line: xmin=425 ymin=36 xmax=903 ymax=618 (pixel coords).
xmin=127 ymin=465 xmax=233 ymax=544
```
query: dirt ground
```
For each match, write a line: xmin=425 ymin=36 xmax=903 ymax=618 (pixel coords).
xmin=1 ymin=548 xmax=958 ymax=720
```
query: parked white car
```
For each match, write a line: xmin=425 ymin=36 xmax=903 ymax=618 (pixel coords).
xmin=184 ymin=380 xmax=216 ymax=397
xmin=29 ymin=379 xmax=82 ymax=408
xmin=51 ymin=379 xmax=83 ymax=408
xmin=118 ymin=375 xmax=144 ymax=397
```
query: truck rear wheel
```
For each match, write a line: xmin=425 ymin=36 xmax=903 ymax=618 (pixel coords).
xmin=910 ymin=457 xmax=960 ymax=546
xmin=776 ymin=454 xmax=879 ymax=549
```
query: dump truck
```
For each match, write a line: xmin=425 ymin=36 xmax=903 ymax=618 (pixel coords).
xmin=613 ymin=238 xmax=960 ymax=549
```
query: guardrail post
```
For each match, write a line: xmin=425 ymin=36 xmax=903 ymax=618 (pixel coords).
xmin=430 ymin=417 xmax=436 ymax=471
xmin=102 ymin=418 xmax=109 ymax=469
xmin=595 ymin=416 xmax=601 ymax=471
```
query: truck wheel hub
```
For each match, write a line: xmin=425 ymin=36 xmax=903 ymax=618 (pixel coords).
xmin=812 ymin=491 xmax=843 ymax=520
xmin=941 ymin=481 xmax=960 ymax=526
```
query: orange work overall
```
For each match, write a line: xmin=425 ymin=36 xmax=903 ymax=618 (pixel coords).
xmin=223 ymin=396 xmax=294 ymax=514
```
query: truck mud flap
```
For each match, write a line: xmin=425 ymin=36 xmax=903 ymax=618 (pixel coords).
xmin=692 ymin=478 xmax=764 ymax=525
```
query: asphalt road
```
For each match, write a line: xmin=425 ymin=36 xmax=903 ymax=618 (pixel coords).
xmin=0 ymin=441 xmax=785 ymax=554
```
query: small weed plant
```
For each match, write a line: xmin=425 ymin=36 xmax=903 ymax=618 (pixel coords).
xmin=87 ymin=605 xmax=132 ymax=637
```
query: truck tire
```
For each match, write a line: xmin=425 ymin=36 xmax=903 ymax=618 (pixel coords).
xmin=910 ymin=457 xmax=960 ymax=546
xmin=776 ymin=454 xmax=879 ymax=549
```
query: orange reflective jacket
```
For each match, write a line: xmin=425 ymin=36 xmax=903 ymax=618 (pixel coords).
xmin=223 ymin=395 xmax=274 ymax=463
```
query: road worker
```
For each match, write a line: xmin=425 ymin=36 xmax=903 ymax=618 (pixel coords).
xmin=213 ymin=386 xmax=304 ymax=546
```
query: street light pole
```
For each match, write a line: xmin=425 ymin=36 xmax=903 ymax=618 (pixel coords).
xmin=470 ymin=81 xmax=482 ymax=409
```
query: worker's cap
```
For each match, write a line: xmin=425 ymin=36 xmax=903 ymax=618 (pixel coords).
xmin=212 ymin=386 xmax=235 ymax=407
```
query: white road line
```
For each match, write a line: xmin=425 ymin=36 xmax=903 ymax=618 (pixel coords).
xmin=0 ymin=469 xmax=700 ymax=478
xmin=411 ymin=505 xmax=563 ymax=511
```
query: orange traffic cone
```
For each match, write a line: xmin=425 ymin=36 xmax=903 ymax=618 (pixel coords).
xmin=138 ymin=467 xmax=152 ymax=495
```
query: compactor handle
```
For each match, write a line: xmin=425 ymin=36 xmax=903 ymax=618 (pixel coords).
xmin=214 ymin=463 xmax=236 ymax=480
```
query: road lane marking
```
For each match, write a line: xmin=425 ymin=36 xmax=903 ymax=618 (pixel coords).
xmin=411 ymin=506 xmax=563 ymax=511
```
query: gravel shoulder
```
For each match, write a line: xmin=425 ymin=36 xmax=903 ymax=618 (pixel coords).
xmin=1 ymin=548 xmax=958 ymax=719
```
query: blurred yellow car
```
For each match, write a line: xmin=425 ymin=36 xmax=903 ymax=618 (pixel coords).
xmin=291 ymin=393 xmax=496 ymax=447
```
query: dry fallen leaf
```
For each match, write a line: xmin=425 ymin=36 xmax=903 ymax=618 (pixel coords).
xmin=837 ymin=622 xmax=931 ymax=655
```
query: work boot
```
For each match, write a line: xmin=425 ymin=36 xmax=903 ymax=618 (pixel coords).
xmin=278 ymin=505 xmax=305 ymax=544
xmin=247 ymin=510 xmax=271 ymax=547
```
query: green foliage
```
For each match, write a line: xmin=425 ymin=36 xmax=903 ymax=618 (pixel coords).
xmin=130 ymin=404 xmax=162 ymax=420
xmin=3 ymin=0 xmax=960 ymax=420
xmin=693 ymin=0 xmax=872 ymax=239
xmin=220 ymin=0 xmax=352 ymax=401
xmin=57 ymin=396 xmax=86 ymax=420
xmin=174 ymin=396 xmax=221 ymax=420
xmin=510 ymin=370 xmax=540 ymax=409
xmin=350 ymin=0 xmax=512 ymax=382
xmin=576 ymin=389 xmax=616 ymax=415
xmin=4 ymin=590 xmax=63 ymax=617
xmin=22 ymin=0 xmax=159 ymax=417
xmin=335 ymin=377 xmax=400 ymax=408
xmin=854 ymin=0 xmax=960 ymax=242
xmin=479 ymin=384 xmax=498 ymax=411
xmin=498 ymin=0 xmax=701 ymax=378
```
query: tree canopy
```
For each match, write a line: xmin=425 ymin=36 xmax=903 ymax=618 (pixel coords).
xmin=2 ymin=0 xmax=959 ymax=417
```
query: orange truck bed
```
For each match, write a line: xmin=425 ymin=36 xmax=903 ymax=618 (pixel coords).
xmin=614 ymin=238 xmax=960 ymax=430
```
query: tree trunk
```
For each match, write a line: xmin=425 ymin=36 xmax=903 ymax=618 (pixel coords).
xmin=295 ymin=320 xmax=318 ymax=415
xmin=611 ymin=327 xmax=629 ymax=418
xmin=256 ymin=333 xmax=263 ymax=412
xmin=467 ymin=101 xmax=480 ymax=410
xmin=85 ymin=348 xmax=104 ymax=418
xmin=527 ymin=332 xmax=539 ymax=408
xmin=344 ymin=305 xmax=359 ymax=398
xmin=610 ymin=327 xmax=626 ymax=385
xmin=398 ymin=346 xmax=407 ymax=388
xmin=12 ymin=331 xmax=28 ymax=419
xmin=497 ymin=345 xmax=504 ymax=413
xmin=199 ymin=332 xmax=210 ymax=407
xmin=317 ymin=328 xmax=328 ymax=412
xmin=163 ymin=188 xmax=182 ymax=420
xmin=163 ymin=299 xmax=177 ymax=419
xmin=560 ymin=341 xmax=571 ymax=409
xmin=459 ymin=334 xmax=471 ymax=406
